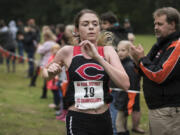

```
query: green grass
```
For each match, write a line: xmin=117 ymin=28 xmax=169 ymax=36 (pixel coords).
xmin=0 ymin=63 xmax=66 ymax=135
xmin=0 ymin=34 xmax=155 ymax=135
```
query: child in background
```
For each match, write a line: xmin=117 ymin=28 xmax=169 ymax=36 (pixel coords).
xmin=127 ymin=33 xmax=145 ymax=134
xmin=114 ymin=40 xmax=144 ymax=135
xmin=46 ymin=44 xmax=61 ymax=115
xmin=55 ymin=66 xmax=68 ymax=122
xmin=29 ymin=27 xmax=56 ymax=90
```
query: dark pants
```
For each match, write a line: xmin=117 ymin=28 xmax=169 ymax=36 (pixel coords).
xmin=29 ymin=66 xmax=40 ymax=86
xmin=17 ymin=41 xmax=24 ymax=63
xmin=27 ymin=51 xmax=35 ymax=77
xmin=0 ymin=53 xmax=3 ymax=64
xmin=6 ymin=49 xmax=16 ymax=72
xmin=51 ymin=90 xmax=61 ymax=108
xmin=41 ymin=79 xmax=47 ymax=98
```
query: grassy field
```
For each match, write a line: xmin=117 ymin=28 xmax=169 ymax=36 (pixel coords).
xmin=0 ymin=34 xmax=156 ymax=135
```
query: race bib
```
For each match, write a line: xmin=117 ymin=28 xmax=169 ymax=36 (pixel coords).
xmin=74 ymin=81 xmax=104 ymax=110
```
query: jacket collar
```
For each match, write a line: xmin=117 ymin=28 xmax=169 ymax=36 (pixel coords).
xmin=157 ymin=31 xmax=180 ymax=47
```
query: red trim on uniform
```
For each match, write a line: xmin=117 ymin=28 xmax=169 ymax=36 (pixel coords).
xmin=140 ymin=40 xmax=180 ymax=84
xmin=73 ymin=46 xmax=81 ymax=56
xmin=98 ymin=46 xmax=105 ymax=58
xmin=73 ymin=46 xmax=105 ymax=57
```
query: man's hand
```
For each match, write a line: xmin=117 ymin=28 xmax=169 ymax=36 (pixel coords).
xmin=130 ymin=44 xmax=145 ymax=65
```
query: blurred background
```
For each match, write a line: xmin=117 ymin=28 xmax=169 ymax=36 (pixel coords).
xmin=0 ymin=0 xmax=180 ymax=33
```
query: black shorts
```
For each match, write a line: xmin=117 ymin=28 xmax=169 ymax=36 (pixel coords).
xmin=66 ymin=109 xmax=113 ymax=135
xmin=114 ymin=91 xmax=140 ymax=114
xmin=114 ymin=91 xmax=128 ymax=114
xmin=133 ymin=93 xmax=140 ymax=111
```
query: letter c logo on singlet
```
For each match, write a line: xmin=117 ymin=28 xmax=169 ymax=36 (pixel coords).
xmin=76 ymin=63 xmax=104 ymax=80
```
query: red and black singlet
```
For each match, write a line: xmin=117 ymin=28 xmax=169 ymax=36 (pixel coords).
xmin=63 ymin=46 xmax=112 ymax=109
